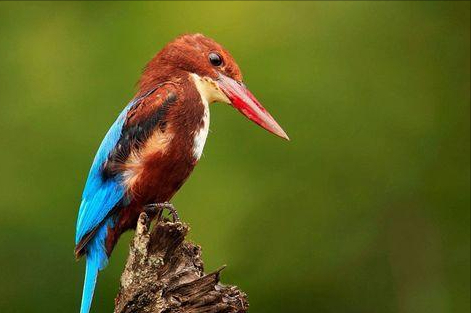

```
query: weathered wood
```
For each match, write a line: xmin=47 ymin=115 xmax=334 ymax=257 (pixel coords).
xmin=114 ymin=213 xmax=248 ymax=313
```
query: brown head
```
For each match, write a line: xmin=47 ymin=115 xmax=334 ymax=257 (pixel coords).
xmin=140 ymin=33 xmax=289 ymax=140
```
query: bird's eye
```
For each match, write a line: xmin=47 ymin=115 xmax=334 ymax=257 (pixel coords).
xmin=209 ymin=52 xmax=223 ymax=67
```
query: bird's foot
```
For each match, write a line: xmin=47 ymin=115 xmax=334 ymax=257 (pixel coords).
xmin=144 ymin=202 xmax=179 ymax=222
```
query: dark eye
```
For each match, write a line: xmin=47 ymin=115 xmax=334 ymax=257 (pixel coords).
xmin=209 ymin=52 xmax=223 ymax=66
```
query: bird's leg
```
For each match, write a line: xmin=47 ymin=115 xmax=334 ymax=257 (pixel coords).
xmin=144 ymin=202 xmax=179 ymax=222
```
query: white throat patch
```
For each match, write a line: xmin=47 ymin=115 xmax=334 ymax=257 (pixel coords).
xmin=189 ymin=73 xmax=229 ymax=160
xmin=190 ymin=73 xmax=230 ymax=104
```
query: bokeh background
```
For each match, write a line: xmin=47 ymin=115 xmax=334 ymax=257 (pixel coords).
xmin=0 ymin=1 xmax=469 ymax=313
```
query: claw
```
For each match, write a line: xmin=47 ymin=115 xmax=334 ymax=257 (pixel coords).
xmin=144 ymin=202 xmax=179 ymax=222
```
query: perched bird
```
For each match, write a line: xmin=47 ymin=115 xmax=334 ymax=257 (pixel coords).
xmin=75 ymin=33 xmax=288 ymax=313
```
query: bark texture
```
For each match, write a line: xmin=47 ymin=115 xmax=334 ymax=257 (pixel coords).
xmin=114 ymin=213 xmax=248 ymax=313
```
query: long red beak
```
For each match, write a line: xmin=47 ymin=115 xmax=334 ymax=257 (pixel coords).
xmin=217 ymin=74 xmax=289 ymax=140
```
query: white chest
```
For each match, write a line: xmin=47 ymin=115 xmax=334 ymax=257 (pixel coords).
xmin=193 ymin=100 xmax=210 ymax=160
xmin=189 ymin=72 xmax=230 ymax=160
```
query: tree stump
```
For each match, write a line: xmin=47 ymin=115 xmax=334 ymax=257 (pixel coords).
xmin=114 ymin=213 xmax=248 ymax=313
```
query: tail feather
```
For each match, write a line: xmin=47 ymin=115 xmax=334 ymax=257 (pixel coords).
xmin=80 ymin=256 xmax=99 ymax=313
xmin=79 ymin=221 xmax=111 ymax=313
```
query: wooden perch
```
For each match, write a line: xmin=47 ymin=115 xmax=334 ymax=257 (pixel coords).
xmin=114 ymin=213 xmax=248 ymax=313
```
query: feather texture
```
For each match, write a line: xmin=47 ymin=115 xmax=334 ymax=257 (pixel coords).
xmin=75 ymin=88 xmax=161 ymax=248
xmin=79 ymin=218 xmax=113 ymax=313
xmin=75 ymin=102 xmax=133 ymax=246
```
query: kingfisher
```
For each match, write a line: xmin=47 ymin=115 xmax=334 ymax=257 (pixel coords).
xmin=75 ymin=33 xmax=288 ymax=313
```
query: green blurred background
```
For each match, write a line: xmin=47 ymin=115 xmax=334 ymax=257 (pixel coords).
xmin=0 ymin=1 xmax=469 ymax=313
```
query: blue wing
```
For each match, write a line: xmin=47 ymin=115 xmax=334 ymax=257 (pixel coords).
xmin=75 ymin=100 xmax=136 ymax=245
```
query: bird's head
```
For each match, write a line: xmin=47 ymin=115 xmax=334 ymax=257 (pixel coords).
xmin=140 ymin=33 xmax=289 ymax=140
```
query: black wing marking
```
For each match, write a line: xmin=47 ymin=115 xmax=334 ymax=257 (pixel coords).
xmin=101 ymin=88 xmax=177 ymax=180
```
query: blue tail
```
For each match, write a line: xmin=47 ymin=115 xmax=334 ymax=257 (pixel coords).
xmin=80 ymin=255 xmax=99 ymax=313
xmin=79 ymin=222 xmax=110 ymax=313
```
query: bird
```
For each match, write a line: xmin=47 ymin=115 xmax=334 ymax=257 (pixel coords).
xmin=75 ymin=33 xmax=289 ymax=313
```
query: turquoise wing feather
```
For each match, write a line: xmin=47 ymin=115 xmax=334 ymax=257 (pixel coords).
xmin=75 ymin=100 xmax=135 ymax=245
